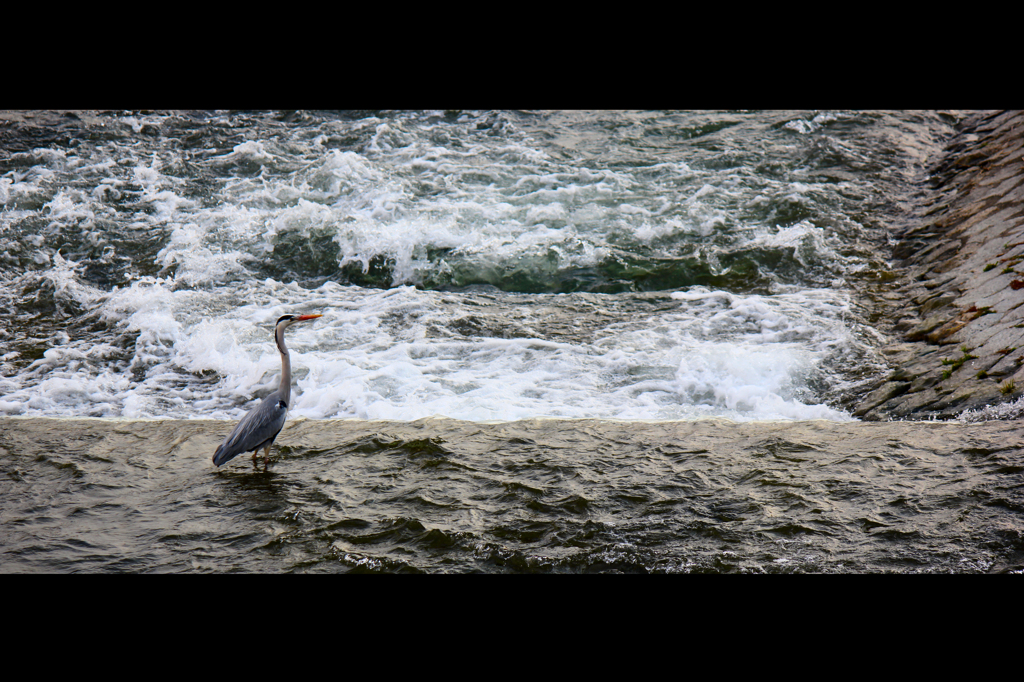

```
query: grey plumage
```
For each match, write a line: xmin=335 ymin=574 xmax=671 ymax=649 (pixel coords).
xmin=212 ymin=313 xmax=322 ymax=468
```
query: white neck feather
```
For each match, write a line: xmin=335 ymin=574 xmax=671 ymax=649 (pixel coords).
xmin=275 ymin=321 xmax=293 ymax=406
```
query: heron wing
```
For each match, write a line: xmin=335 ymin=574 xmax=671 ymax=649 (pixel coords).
xmin=212 ymin=394 xmax=288 ymax=466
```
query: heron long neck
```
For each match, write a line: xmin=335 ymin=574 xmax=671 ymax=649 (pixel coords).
xmin=276 ymin=323 xmax=292 ymax=406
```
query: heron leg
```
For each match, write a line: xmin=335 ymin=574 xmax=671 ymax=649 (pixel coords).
xmin=263 ymin=444 xmax=272 ymax=467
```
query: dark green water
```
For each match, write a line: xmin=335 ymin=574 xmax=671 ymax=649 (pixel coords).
xmin=3 ymin=416 xmax=1022 ymax=573
xmin=0 ymin=110 xmax=958 ymax=423
xmin=5 ymin=110 xmax=1022 ymax=574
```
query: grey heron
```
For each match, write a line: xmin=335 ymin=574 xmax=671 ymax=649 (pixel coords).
xmin=212 ymin=313 xmax=322 ymax=468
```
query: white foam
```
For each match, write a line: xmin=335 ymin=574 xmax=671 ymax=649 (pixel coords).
xmin=0 ymin=274 xmax=865 ymax=422
xmin=2 ymin=112 xmax=908 ymax=424
xmin=958 ymin=394 xmax=1024 ymax=423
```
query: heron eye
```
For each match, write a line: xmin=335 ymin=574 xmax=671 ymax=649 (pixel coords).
xmin=279 ymin=400 xmax=288 ymax=409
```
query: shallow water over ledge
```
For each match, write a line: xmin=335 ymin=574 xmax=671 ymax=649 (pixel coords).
xmin=3 ymin=416 xmax=1022 ymax=573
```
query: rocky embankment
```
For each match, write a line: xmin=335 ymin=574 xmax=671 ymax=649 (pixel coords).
xmin=854 ymin=110 xmax=1024 ymax=420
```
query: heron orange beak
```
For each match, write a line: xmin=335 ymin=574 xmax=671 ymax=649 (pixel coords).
xmin=295 ymin=314 xmax=323 ymax=321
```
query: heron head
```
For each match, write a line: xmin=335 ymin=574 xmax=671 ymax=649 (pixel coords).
xmin=276 ymin=313 xmax=323 ymax=327
xmin=274 ymin=313 xmax=323 ymax=354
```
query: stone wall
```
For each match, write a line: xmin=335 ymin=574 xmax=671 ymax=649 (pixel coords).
xmin=854 ymin=111 xmax=1024 ymax=420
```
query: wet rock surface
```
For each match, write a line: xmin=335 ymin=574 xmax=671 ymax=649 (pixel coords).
xmin=854 ymin=110 xmax=1024 ymax=420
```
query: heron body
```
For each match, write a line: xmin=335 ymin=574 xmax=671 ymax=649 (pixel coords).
xmin=212 ymin=313 xmax=322 ymax=468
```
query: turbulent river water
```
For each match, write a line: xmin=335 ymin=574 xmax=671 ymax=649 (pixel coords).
xmin=2 ymin=110 xmax=1022 ymax=572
